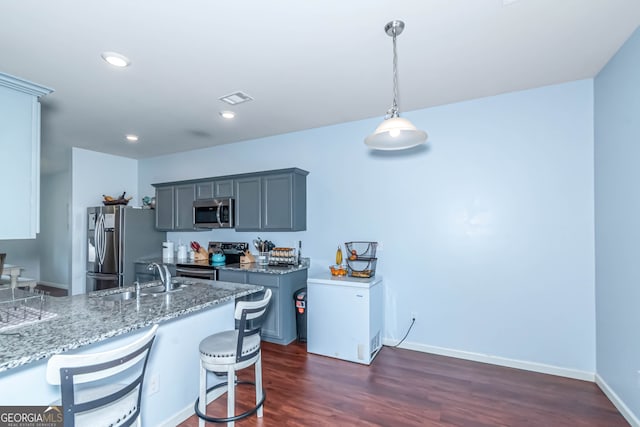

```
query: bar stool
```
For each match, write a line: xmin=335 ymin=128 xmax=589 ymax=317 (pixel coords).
xmin=195 ymin=289 xmax=272 ymax=426
xmin=46 ymin=324 xmax=159 ymax=427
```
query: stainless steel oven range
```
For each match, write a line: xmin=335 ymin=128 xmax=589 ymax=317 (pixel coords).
xmin=175 ymin=241 xmax=248 ymax=281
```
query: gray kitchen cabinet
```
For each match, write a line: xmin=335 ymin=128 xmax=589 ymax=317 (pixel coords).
xmin=214 ymin=179 xmax=234 ymax=197
xmin=154 ymin=186 xmax=174 ymax=230
xmin=217 ymin=270 xmax=247 ymax=284
xmin=175 ymin=184 xmax=196 ymax=230
xmin=0 ymin=73 xmax=53 ymax=239
xmin=217 ymin=268 xmax=308 ymax=344
xmin=154 ymin=168 xmax=307 ymax=232
xmin=196 ymin=181 xmax=214 ymax=199
xmin=154 ymin=184 xmax=196 ymax=230
xmin=197 ymin=179 xmax=234 ymax=200
xmin=235 ymin=169 xmax=308 ymax=231
xmin=235 ymin=177 xmax=262 ymax=230
xmin=262 ymin=172 xmax=306 ymax=231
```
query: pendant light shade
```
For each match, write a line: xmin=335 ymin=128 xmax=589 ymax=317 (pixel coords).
xmin=365 ymin=117 xmax=428 ymax=150
xmin=365 ymin=20 xmax=427 ymax=151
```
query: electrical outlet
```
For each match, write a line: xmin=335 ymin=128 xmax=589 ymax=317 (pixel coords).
xmin=637 ymin=370 xmax=640 ymax=388
xmin=410 ymin=311 xmax=417 ymax=322
xmin=147 ymin=373 xmax=159 ymax=395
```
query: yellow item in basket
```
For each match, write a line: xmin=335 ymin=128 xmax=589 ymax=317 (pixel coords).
xmin=335 ymin=246 xmax=343 ymax=265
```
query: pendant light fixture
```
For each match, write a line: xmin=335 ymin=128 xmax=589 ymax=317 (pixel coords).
xmin=365 ymin=20 xmax=427 ymax=150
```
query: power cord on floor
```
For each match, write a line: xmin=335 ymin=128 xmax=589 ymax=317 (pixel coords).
xmin=390 ymin=316 xmax=416 ymax=348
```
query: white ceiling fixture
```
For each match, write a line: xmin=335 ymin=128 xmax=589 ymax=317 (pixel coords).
xmin=101 ymin=51 xmax=131 ymax=68
xmin=219 ymin=111 xmax=236 ymax=119
xmin=219 ymin=91 xmax=253 ymax=105
xmin=365 ymin=20 xmax=427 ymax=151
xmin=125 ymin=134 xmax=139 ymax=142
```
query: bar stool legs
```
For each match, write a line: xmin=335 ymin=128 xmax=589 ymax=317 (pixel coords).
xmin=194 ymin=289 xmax=271 ymax=426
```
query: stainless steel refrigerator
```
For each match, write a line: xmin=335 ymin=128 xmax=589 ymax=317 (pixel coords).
xmin=86 ymin=206 xmax=166 ymax=292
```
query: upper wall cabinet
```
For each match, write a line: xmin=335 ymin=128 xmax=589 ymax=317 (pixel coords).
xmin=153 ymin=168 xmax=308 ymax=233
xmin=195 ymin=179 xmax=234 ymax=200
xmin=0 ymin=73 xmax=53 ymax=239
xmin=154 ymin=183 xmax=196 ymax=231
xmin=235 ymin=169 xmax=308 ymax=232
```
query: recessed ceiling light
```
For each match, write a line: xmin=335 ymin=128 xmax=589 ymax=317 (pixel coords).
xmin=125 ymin=134 xmax=139 ymax=142
xmin=220 ymin=111 xmax=236 ymax=119
xmin=101 ymin=51 xmax=131 ymax=68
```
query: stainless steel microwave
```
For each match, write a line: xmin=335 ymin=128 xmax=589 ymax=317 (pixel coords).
xmin=193 ymin=198 xmax=235 ymax=228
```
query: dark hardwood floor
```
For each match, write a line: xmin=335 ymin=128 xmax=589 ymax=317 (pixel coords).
xmin=178 ymin=342 xmax=628 ymax=427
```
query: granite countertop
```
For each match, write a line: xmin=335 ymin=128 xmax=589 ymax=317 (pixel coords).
xmin=135 ymin=257 xmax=311 ymax=273
xmin=218 ymin=261 xmax=309 ymax=274
xmin=0 ymin=279 xmax=262 ymax=373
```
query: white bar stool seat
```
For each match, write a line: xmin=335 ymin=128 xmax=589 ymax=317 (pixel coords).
xmin=46 ymin=324 xmax=159 ymax=427
xmin=195 ymin=289 xmax=272 ymax=426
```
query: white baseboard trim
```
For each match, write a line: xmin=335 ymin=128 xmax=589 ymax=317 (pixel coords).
xmin=159 ymin=403 xmax=194 ymax=427
xmin=158 ymin=382 xmax=229 ymax=426
xmin=595 ymin=373 xmax=640 ymax=427
xmin=382 ymin=338 xmax=594 ymax=381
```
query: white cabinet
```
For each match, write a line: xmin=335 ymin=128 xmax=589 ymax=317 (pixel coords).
xmin=0 ymin=72 xmax=53 ymax=239
xmin=307 ymin=274 xmax=383 ymax=365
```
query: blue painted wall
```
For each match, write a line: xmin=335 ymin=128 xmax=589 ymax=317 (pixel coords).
xmin=139 ymin=79 xmax=596 ymax=374
xmin=595 ymin=27 xmax=640 ymax=421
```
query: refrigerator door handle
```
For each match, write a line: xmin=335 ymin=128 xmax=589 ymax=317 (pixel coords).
xmin=87 ymin=272 xmax=120 ymax=280
xmin=93 ymin=214 xmax=100 ymax=264
xmin=96 ymin=213 xmax=106 ymax=265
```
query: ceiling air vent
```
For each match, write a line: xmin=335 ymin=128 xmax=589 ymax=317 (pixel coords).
xmin=219 ymin=91 xmax=253 ymax=105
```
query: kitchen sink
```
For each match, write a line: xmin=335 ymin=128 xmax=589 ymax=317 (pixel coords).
xmin=140 ymin=285 xmax=166 ymax=295
xmin=102 ymin=291 xmax=137 ymax=302
xmin=95 ymin=278 xmax=196 ymax=301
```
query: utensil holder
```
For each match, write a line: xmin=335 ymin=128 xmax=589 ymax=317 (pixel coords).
xmin=257 ymin=252 xmax=269 ymax=265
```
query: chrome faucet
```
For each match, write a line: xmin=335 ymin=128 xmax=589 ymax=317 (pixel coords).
xmin=162 ymin=264 xmax=172 ymax=290
xmin=148 ymin=262 xmax=171 ymax=291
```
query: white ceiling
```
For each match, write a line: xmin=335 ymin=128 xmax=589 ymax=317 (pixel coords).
xmin=1 ymin=0 xmax=639 ymax=173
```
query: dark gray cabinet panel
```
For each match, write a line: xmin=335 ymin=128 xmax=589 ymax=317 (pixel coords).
xmin=262 ymin=174 xmax=292 ymax=230
xmin=235 ymin=177 xmax=262 ymax=230
xmin=217 ymin=269 xmax=247 ymax=284
xmin=217 ymin=268 xmax=308 ymax=345
xmin=196 ymin=181 xmax=214 ymax=199
xmin=262 ymin=173 xmax=306 ymax=231
xmin=155 ymin=187 xmax=174 ymax=230
xmin=196 ymin=179 xmax=234 ymax=199
xmin=235 ymin=170 xmax=307 ymax=231
xmin=154 ymin=184 xmax=196 ymax=230
xmin=214 ymin=179 xmax=234 ymax=197
xmin=175 ymin=184 xmax=196 ymax=230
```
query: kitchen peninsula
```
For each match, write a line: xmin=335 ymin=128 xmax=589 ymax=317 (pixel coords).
xmin=0 ymin=279 xmax=262 ymax=426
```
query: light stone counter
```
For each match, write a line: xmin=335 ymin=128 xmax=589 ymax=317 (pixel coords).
xmin=218 ymin=260 xmax=309 ymax=275
xmin=0 ymin=278 xmax=262 ymax=373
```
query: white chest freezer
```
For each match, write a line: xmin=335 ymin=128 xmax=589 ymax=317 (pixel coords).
xmin=307 ymin=273 xmax=383 ymax=365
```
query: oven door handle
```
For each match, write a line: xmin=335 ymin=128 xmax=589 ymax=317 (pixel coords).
xmin=175 ymin=267 xmax=216 ymax=279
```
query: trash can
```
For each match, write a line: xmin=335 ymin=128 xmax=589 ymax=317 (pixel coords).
xmin=293 ymin=287 xmax=307 ymax=343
